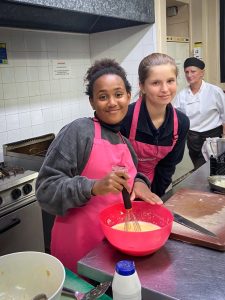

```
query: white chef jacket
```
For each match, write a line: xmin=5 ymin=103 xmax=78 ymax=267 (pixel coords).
xmin=174 ymin=80 xmax=225 ymax=132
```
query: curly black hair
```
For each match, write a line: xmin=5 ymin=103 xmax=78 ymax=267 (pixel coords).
xmin=84 ymin=58 xmax=131 ymax=98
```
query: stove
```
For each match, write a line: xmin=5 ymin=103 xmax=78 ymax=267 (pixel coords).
xmin=0 ymin=163 xmax=38 ymax=216
xmin=0 ymin=163 xmax=44 ymax=255
xmin=2 ymin=134 xmax=55 ymax=253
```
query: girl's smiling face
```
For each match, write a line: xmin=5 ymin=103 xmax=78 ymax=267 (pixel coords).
xmin=140 ymin=64 xmax=177 ymax=107
xmin=90 ymin=74 xmax=131 ymax=124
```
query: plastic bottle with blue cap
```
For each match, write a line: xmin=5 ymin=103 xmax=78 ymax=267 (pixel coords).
xmin=112 ymin=260 xmax=142 ymax=300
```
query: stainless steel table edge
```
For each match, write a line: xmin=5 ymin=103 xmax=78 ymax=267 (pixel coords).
xmin=77 ymin=260 xmax=177 ymax=300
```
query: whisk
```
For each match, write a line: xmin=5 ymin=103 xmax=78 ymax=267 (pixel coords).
xmin=122 ymin=187 xmax=141 ymax=232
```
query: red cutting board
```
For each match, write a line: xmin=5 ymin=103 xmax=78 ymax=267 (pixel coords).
xmin=164 ymin=188 xmax=225 ymax=251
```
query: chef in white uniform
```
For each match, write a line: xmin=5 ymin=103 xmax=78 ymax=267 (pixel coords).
xmin=174 ymin=57 xmax=225 ymax=169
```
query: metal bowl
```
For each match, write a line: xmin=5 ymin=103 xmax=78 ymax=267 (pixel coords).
xmin=208 ymin=175 xmax=225 ymax=193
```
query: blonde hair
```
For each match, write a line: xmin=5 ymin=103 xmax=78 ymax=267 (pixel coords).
xmin=138 ymin=53 xmax=178 ymax=84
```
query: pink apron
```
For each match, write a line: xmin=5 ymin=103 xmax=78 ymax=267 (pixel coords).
xmin=51 ymin=119 xmax=136 ymax=273
xmin=129 ymin=98 xmax=178 ymax=182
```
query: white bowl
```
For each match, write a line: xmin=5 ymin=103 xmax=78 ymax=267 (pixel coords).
xmin=0 ymin=251 xmax=65 ymax=300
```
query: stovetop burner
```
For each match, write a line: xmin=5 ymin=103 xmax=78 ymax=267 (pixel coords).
xmin=0 ymin=162 xmax=24 ymax=179
xmin=0 ymin=163 xmax=38 ymax=213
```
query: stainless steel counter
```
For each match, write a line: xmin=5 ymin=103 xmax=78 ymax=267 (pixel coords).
xmin=77 ymin=162 xmax=225 ymax=300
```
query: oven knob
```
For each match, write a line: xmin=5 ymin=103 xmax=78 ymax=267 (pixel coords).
xmin=23 ymin=183 xmax=33 ymax=195
xmin=11 ymin=188 xmax=22 ymax=200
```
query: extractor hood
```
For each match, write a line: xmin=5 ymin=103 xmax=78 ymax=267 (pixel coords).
xmin=0 ymin=0 xmax=155 ymax=33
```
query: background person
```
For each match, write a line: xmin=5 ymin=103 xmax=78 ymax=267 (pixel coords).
xmin=121 ymin=53 xmax=189 ymax=197
xmin=174 ymin=57 xmax=225 ymax=170
xmin=35 ymin=58 xmax=162 ymax=273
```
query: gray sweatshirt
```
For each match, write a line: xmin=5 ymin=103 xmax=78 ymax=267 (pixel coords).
xmin=35 ymin=117 xmax=150 ymax=216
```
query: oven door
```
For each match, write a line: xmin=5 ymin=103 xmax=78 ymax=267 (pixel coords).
xmin=0 ymin=200 xmax=45 ymax=255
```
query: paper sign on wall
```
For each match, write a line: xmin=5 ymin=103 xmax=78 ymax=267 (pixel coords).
xmin=0 ymin=42 xmax=8 ymax=64
xmin=53 ymin=60 xmax=72 ymax=79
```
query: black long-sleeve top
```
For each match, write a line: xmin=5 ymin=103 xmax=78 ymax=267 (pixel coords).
xmin=120 ymin=101 xmax=190 ymax=197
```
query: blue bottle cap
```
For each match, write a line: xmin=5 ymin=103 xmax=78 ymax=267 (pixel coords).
xmin=115 ymin=260 xmax=135 ymax=276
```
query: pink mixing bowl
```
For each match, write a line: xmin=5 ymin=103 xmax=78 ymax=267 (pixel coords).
xmin=99 ymin=201 xmax=173 ymax=256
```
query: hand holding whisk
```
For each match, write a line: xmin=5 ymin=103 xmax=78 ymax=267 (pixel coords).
xmin=111 ymin=165 xmax=141 ymax=232
xmin=122 ymin=186 xmax=141 ymax=232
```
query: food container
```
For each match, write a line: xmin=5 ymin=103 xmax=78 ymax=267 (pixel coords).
xmin=99 ymin=201 xmax=173 ymax=256
xmin=208 ymin=175 xmax=225 ymax=193
xmin=0 ymin=251 xmax=65 ymax=300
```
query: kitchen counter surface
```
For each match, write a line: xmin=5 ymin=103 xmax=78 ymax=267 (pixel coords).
xmin=77 ymin=162 xmax=225 ymax=300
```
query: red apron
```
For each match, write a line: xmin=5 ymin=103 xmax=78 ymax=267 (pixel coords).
xmin=129 ymin=98 xmax=178 ymax=182
xmin=51 ymin=119 xmax=136 ymax=273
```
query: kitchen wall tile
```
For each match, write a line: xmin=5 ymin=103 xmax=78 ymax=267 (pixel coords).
xmin=47 ymin=51 xmax=58 ymax=66
xmin=60 ymin=79 xmax=71 ymax=93
xmin=28 ymin=81 xmax=40 ymax=97
xmin=19 ymin=112 xmax=31 ymax=128
xmin=0 ymin=100 xmax=5 ymax=116
xmin=30 ymin=110 xmax=43 ymax=126
xmin=7 ymin=129 xmax=21 ymax=143
xmin=41 ymin=94 xmax=53 ymax=109
xmin=43 ymin=108 xmax=53 ymax=122
xmin=11 ymin=31 xmax=26 ymax=52
xmin=46 ymin=36 xmax=59 ymax=52
xmin=13 ymin=51 xmax=27 ymax=67
xmin=14 ymin=67 xmax=28 ymax=82
xmin=25 ymin=32 xmax=47 ymax=52
xmin=38 ymin=66 xmax=50 ymax=81
xmin=3 ymin=83 xmax=17 ymax=99
xmin=0 ymin=132 xmax=7 ymax=146
xmin=6 ymin=114 xmax=20 ymax=131
xmin=39 ymin=81 xmax=51 ymax=95
xmin=18 ymin=97 xmax=30 ymax=113
xmin=0 ymin=116 xmax=7 ymax=132
xmin=39 ymin=52 xmax=49 ymax=67
xmin=26 ymin=52 xmax=39 ymax=67
xmin=52 ymin=106 xmax=63 ymax=121
xmin=27 ymin=67 xmax=39 ymax=82
xmin=62 ymin=104 xmax=72 ymax=120
xmin=0 ymin=83 xmax=3 ymax=99
xmin=32 ymin=123 xmax=46 ymax=136
xmin=19 ymin=127 xmax=33 ymax=140
xmin=43 ymin=121 xmax=55 ymax=134
xmin=50 ymin=80 xmax=61 ymax=94
xmin=79 ymin=100 xmax=93 ymax=118
xmin=4 ymin=99 xmax=18 ymax=115
xmin=0 ymin=30 xmax=12 ymax=51
xmin=1 ymin=67 xmax=15 ymax=83
xmin=0 ymin=25 xmax=155 ymax=152
xmin=53 ymin=119 xmax=64 ymax=134
xmin=16 ymin=82 xmax=29 ymax=98
xmin=71 ymin=102 xmax=80 ymax=120
xmin=53 ymin=94 xmax=63 ymax=106
xmin=29 ymin=95 xmax=41 ymax=111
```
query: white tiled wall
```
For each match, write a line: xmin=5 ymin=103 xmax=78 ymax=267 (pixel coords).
xmin=90 ymin=24 xmax=156 ymax=101
xmin=0 ymin=24 xmax=155 ymax=161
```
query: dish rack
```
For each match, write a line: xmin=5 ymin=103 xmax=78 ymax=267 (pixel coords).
xmin=210 ymin=152 xmax=225 ymax=175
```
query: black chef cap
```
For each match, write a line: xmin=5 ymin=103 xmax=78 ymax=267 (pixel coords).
xmin=184 ymin=57 xmax=205 ymax=70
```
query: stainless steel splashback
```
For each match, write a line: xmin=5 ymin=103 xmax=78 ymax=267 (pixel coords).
xmin=3 ymin=133 xmax=55 ymax=171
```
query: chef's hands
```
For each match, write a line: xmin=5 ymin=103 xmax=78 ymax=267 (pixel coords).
xmin=130 ymin=181 xmax=163 ymax=205
xmin=91 ymin=170 xmax=131 ymax=196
